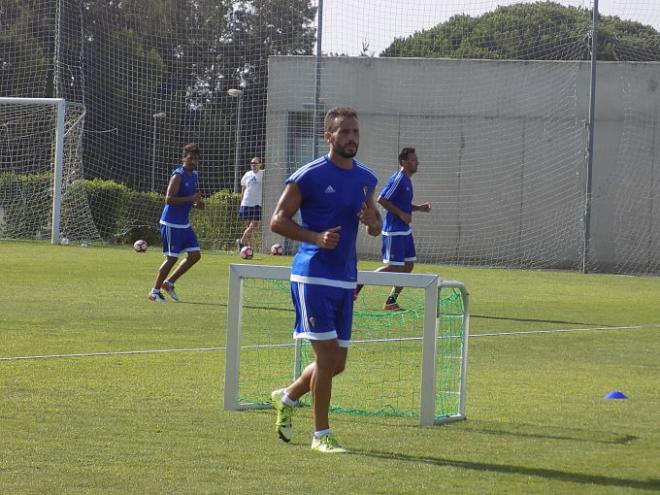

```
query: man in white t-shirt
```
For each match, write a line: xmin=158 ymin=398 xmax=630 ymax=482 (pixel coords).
xmin=236 ymin=157 xmax=264 ymax=250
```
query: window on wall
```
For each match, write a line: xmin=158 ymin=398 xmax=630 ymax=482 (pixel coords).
xmin=287 ymin=111 xmax=323 ymax=173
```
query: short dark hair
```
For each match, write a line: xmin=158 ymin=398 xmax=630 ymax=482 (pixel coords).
xmin=182 ymin=143 xmax=200 ymax=157
xmin=398 ymin=147 xmax=416 ymax=165
xmin=324 ymin=106 xmax=358 ymax=132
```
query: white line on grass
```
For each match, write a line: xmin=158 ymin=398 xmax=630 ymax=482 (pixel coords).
xmin=0 ymin=324 xmax=657 ymax=362
xmin=470 ymin=324 xmax=659 ymax=338
xmin=0 ymin=346 xmax=226 ymax=361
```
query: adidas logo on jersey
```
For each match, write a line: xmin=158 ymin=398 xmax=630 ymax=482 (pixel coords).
xmin=324 ymin=185 xmax=336 ymax=193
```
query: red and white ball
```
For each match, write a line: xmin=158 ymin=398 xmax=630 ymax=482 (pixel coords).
xmin=133 ymin=239 xmax=148 ymax=253
xmin=270 ymin=243 xmax=283 ymax=256
xmin=240 ymin=245 xmax=254 ymax=259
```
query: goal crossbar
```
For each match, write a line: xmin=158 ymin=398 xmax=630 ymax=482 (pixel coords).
xmin=224 ymin=263 xmax=469 ymax=426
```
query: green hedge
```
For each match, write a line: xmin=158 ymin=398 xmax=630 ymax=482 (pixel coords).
xmin=116 ymin=190 xmax=163 ymax=245
xmin=0 ymin=174 xmax=243 ymax=246
xmin=192 ymin=190 xmax=243 ymax=250
xmin=65 ymin=179 xmax=131 ymax=241
xmin=0 ymin=172 xmax=52 ymax=239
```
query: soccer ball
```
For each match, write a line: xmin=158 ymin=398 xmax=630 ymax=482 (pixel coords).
xmin=240 ymin=245 xmax=254 ymax=260
xmin=60 ymin=237 xmax=69 ymax=246
xmin=133 ymin=239 xmax=148 ymax=253
xmin=270 ymin=243 xmax=283 ymax=256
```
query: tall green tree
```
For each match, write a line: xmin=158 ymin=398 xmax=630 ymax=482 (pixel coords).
xmin=0 ymin=0 xmax=55 ymax=97
xmin=382 ymin=1 xmax=660 ymax=61
xmin=72 ymin=0 xmax=316 ymax=191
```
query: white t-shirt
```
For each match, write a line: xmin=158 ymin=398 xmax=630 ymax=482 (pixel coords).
xmin=240 ymin=169 xmax=263 ymax=207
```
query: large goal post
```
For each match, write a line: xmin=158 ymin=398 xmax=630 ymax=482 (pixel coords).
xmin=0 ymin=97 xmax=66 ymax=244
xmin=224 ymin=264 xmax=469 ymax=426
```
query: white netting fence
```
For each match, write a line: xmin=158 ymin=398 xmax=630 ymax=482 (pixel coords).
xmin=1 ymin=0 xmax=658 ymax=273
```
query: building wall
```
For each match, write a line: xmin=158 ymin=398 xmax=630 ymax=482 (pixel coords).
xmin=263 ymin=56 xmax=660 ymax=272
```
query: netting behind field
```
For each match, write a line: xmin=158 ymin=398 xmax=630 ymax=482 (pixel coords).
xmin=0 ymin=100 xmax=90 ymax=240
xmin=1 ymin=0 xmax=659 ymax=273
xmin=236 ymin=278 xmax=466 ymax=420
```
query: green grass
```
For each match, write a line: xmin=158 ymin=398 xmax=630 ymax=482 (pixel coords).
xmin=1 ymin=241 xmax=659 ymax=494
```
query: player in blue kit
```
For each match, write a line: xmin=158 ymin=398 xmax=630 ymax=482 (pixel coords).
xmin=269 ymin=107 xmax=382 ymax=453
xmin=375 ymin=147 xmax=431 ymax=310
xmin=148 ymin=143 xmax=205 ymax=302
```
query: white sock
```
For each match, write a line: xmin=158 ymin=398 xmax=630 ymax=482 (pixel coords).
xmin=314 ymin=428 xmax=331 ymax=439
xmin=282 ymin=393 xmax=296 ymax=407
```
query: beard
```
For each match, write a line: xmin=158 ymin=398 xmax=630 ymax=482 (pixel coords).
xmin=333 ymin=142 xmax=358 ymax=158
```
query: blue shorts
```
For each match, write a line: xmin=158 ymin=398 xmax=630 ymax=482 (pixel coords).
xmin=239 ymin=205 xmax=262 ymax=221
xmin=290 ymin=282 xmax=354 ymax=348
xmin=160 ymin=224 xmax=200 ymax=257
xmin=382 ymin=233 xmax=417 ymax=266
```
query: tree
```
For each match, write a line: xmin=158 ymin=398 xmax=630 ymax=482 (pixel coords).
xmin=73 ymin=0 xmax=317 ymax=191
xmin=381 ymin=1 xmax=660 ymax=61
xmin=2 ymin=0 xmax=317 ymax=191
xmin=0 ymin=0 xmax=55 ymax=97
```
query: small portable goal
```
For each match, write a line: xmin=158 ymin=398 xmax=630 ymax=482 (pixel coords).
xmin=224 ymin=264 xmax=469 ymax=426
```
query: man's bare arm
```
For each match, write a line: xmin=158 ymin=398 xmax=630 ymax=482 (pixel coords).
xmin=378 ymin=196 xmax=411 ymax=224
xmin=270 ymin=183 xmax=341 ymax=249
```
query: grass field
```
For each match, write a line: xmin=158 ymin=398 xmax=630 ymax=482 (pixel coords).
xmin=1 ymin=241 xmax=659 ymax=494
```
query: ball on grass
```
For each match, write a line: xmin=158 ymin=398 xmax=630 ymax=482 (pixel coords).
xmin=240 ymin=245 xmax=254 ymax=259
xmin=133 ymin=239 xmax=148 ymax=253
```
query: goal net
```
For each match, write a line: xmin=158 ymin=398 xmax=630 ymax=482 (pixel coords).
xmin=0 ymin=97 xmax=88 ymax=243
xmin=224 ymin=264 xmax=469 ymax=426
xmin=3 ymin=0 xmax=659 ymax=273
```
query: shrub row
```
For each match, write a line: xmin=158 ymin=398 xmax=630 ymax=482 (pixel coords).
xmin=0 ymin=173 xmax=242 ymax=247
xmin=0 ymin=172 xmax=52 ymax=239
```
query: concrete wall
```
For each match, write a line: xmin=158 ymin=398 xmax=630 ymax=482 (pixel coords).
xmin=263 ymin=56 xmax=660 ymax=272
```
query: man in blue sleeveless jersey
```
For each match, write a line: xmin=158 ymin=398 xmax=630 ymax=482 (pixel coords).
xmin=374 ymin=147 xmax=431 ymax=310
xmin=269 ymin=107 xmax=382 ymax=453
xmin=148 ymin=143 xmax=205 ymax=302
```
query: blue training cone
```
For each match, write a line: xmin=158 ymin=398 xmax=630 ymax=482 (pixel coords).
xmin=603 ymin=390 xmax=628 ymax=400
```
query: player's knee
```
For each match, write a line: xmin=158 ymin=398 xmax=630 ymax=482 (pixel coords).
xmin=404 ymin=262 xmax=414 ymax=273
xmin=333 ymin=349 xmax=347 ymax=375
xmin=317 ymin=349 xmax=343 ymax=372
xmin=188 ymin=251 xmax=201 ymax=263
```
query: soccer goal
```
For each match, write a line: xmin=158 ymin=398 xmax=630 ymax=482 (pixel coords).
xmin=0 ymin=97 xmax=66 ymax=243
xmin=0 ymin=97 xmax=88 ymax=244
xmin=224 ymin=264 xmax=469 ymax=426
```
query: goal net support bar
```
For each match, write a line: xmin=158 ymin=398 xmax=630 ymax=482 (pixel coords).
xmin=0 ymin=97 xmax=65 ymax=244
xmin=224 ymin=263 xmax=469 ymax=426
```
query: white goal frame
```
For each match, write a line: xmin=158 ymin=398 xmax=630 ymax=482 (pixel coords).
xmin=0 ymin=97 xmax=65 ymax=244
xmin=224 ymin=263 xmax=470 ymax=426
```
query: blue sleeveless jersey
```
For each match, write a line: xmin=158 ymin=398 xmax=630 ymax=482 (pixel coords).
xmin=160 ymin=166 xmax=199 ymax=228
xmin=287 ymin=155 xmax=378 ymax=288
xmin=379 ymin=170 xmax=413 ymax=235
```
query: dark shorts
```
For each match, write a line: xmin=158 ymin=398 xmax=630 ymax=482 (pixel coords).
xmin=160 ymin=224 xmax=200 ymax=258
xmin=290 ymin=282 xmax=354 ymax=348
xmin=238 ymin=205 xmax=262 ymax=221
xmin=382 ymin=233 xmax=417 ymax=266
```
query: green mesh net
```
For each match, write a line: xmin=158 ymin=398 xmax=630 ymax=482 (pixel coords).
xmin=237 ymin=278 xmax=465 ymax=420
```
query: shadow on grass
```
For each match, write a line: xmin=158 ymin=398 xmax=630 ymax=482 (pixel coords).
xmin=174 ymin=301 xmax=226 ymax=307
xmin=350 ymin=449 xmax=660 ymax=491
xmin=471 ymin=313 xmax=612 ymax=327
xmin=460 ymin=423 xmax=638 ymax=445
xmin=334 ymin=417 xmax=638 ymax=446
xmin=175 ymin=301 xmax=293 ymax=313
